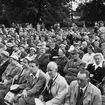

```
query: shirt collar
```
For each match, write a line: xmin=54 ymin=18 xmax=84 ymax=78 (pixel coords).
xmin=80 ymin=84 xmax=88 ymax=92
xmin=93 ymin=63 xmax=102 ymax=68
xmin=30 ymin=69 xmax=40 ymax=79
xmin=52 ymin=73 xmax=58 ymax=81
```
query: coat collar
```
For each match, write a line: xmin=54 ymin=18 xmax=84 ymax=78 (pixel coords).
xmin=74 ymin=82 xmax=93 ymax=98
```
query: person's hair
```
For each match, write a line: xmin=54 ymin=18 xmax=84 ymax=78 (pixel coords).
xmin=87 ymin=45 xmax=94 ymax=52
xmin=93 ymin=53 xmax=104 ymax=62
xmin=23 ymin=58 xmax=30 ymax=64
xmin=29 ymin=60 xmax=39 ymax=67
xmin=79 ymin=70 xmax=90 ymax=78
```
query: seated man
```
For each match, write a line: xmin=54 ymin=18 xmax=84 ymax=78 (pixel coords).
xmin=39 ymin=61 xmax=68 ymax=105
xmin=64 ymin=70 xmax=102 ymax=105
xmin=13 ymin=60 xmax=46 ymax=105
xmin=63 ymin=49 xmax=82 ymax=84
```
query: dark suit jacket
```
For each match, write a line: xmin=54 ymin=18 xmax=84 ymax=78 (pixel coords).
xmin=35 ymin=53 xmax=50 ymax=72
xmin=87 ymin=64 xmax=105 ymax=84
xmin=0 ymin=60 xmax=10 ymax=80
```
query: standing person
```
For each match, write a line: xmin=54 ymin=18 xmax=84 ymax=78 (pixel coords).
xmin=64 ymin=70 xmax=102 ymax=105
xmin=39 ymin=61 xmax=68 ymax=105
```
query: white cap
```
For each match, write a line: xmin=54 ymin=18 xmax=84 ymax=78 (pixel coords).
xmin=10 ymin=55 xmax=19 ymax=61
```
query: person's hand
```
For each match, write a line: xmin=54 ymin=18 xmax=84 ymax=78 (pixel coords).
xmin=39 ymin=95 xmax=44 ymax=101
xmin=90 ymin=74 xmax=94 ymax=78
xmin=14 ymin=75 xmax=19 ymax=80
xmin=42 ymin=101 xmax=46 ymax=105
xmin=3 ymin=79 xmax=9 ymax=85
xmin=22 ymin=90 xmax=27 ymax=98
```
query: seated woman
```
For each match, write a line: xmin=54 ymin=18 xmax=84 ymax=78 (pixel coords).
xmin=54 ymin=48 xmax=68 ymax=77
xmin=3 ymin=57 xmax=31 ymax=105
xmin=86 ymin=53 xmax=105 ymax=85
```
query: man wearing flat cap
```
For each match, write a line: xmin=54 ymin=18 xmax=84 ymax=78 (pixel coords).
xmin=6 ymin=43 xmax=14 ymax=56
xmin=64 ymin=49 xmax=82 ymax=84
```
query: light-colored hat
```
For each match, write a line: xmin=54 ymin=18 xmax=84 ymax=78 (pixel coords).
xmin=1 ymin=51 xmax=9 ymax=57
xmin=30 ymin=47 xmax=36 ymax=52
xmin=6 ymin=43 xmax=14 ymax=47
xmin=10 ymin=55 xmax=19 ymax=61
xmin=60 ymin=44 xmax=66 ymax=48
xmin=25 ymin=56 xmax=32 ymax=61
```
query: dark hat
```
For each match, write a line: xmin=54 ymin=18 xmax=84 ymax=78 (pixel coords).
xmin=70 ymin=49 xmax=78 ymax=54
xmin=79 ymin=62 xmax=86 ymax=67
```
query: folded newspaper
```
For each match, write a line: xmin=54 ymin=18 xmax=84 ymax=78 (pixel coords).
xmin=35 ymin=98 xmax=44 ymax=105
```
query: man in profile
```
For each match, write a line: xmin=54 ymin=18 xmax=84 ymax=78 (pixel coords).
xmin=13 ymin=60 xmax=46 ymax=105
xmin=39 ymin=61 xmax=68 ymax=105
xmin=64 ymin=70 xmax=102 ymax=105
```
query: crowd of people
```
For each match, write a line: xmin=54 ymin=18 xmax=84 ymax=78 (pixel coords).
xmin=0 ymin=21 xmax=104 ymax=105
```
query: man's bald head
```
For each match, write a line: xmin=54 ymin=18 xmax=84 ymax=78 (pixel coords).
xmin=47 ymin=62 xmax=58 ymax=70
xmin=47 ymin=62 xmax=58 ymax=78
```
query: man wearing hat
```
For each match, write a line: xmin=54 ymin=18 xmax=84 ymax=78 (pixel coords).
xmin=0 ymin=51 xmax=10 ymax=80
xmin=0 ymin=55 xmax=22 ymax=105
xmin=63 ymin=49 xmax=82 ymax=84
xmin=6 ymin=43 xmax=14 ymax=56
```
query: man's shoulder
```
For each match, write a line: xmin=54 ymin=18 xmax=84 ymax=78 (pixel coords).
xmin=88 ymin=82 xmax=101 ymax=95
xmin=70 ymin=80 xmax=78 ymax=87
xmin=39 ymin=70 xmax=47 ymax=80
xmin=56 ymin=74 xmax=68 ymax=85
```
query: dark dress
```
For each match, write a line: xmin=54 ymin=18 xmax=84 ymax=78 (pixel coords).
xmin=0 ymin=60 xmax=10 ymax=81
xmin=87 ymin=63 xmax=105 ymax=85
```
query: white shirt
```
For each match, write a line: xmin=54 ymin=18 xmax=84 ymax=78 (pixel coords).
xmin=30 ymin=69 xmax=40 ymax=79
xmin=93 ymin=63 xmax=102 ymax=70
xmin=82 ymin=53 xmax=95 ymax=67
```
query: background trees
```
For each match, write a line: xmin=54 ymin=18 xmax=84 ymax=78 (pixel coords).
xmin=0 ymin=0 xmax=69 ymax=26
xmin=77 ymin=0 xmax=105 ymax=22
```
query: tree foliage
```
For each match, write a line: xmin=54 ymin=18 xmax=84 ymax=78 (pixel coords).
xmin=77 ymin=0 xmax=105 ymax=21
xmin=0 ymin=0 xmax=69 ymax=26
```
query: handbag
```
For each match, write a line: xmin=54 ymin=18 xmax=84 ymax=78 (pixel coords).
xmin=42 ymin=87 xmax=54 ymax=101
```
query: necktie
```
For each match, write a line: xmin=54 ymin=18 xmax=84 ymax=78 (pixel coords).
xmin=48 ymin=79 xmax=53 ymax=93
xmin=80 ymin=88 xmax=83 ymax=98
xmin=76 ymin=88 xmax=83 ymax=105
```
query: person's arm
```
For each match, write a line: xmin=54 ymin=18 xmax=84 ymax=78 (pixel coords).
xmin=92 ymin=91 xmax=102 ymax=105
xmin=46 ymin=79 xmax=68 ymax=105
xmin=63 ymin=61 xmax=70 ymax=74
xmin=27 ymin=76 xmax=46 ymax=96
